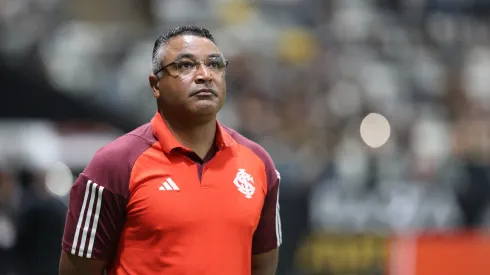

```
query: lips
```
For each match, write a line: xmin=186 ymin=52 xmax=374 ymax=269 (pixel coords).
xmin=191 ymin=88 xmax=216 ymax=96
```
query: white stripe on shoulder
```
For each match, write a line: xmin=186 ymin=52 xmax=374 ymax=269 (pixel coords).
xmin=275 ymin=176 xmax=282 ymax=246
xmin=78 ymin=181 xmax=99 ymax=257
xmin=71 ymin=180 xmax=92 ymax=255
xmin=86 ymin=185 xmax=104 ymax=258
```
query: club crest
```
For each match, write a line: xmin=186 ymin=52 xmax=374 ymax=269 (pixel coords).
xmin=233 ymin=169 xmax=255 ymax=199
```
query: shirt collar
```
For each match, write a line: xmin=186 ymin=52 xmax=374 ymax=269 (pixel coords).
xmin=150 ymin=111 xmax=235 ymax=154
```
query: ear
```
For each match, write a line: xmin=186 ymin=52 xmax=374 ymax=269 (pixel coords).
xmin=149 ymin=74 xmax=161 ymax=99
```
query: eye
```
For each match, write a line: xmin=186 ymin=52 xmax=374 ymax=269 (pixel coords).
xmin=176 ymin=61 xmax=195 ymax=70
xmin=207 ymin=60 xmax=225 ymax=69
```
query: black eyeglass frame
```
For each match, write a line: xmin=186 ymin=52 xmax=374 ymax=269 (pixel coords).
xmin=153 ymin=59 xmax=229 ymax=78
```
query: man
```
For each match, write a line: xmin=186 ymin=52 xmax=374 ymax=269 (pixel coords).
xmin=59 ymin=25 xmax=282 ymax=275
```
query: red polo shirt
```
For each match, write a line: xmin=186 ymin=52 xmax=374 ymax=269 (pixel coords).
xmin=62 ymin=112 xmax=282 ymax=275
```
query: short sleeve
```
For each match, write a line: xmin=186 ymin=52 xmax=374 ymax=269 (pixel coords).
xmin=62 ymin=173 xmax=126 ymax=260
xmin=61 ymin=127 xmax=155 ymax=261
xmin=61 ymin=141 xmax=135 ymax=261
xmin=252 ymin=169 xmax=282 ymax=254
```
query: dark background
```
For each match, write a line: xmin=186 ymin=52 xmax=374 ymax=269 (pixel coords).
xmin=1 ymin=0 xmax=490 ymax=274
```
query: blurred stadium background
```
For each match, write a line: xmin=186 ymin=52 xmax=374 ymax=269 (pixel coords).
xmin=1 ymin=0 xmax=490 ymax=274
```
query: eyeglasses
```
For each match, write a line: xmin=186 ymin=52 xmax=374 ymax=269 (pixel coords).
xmin=154 ymin=57 xmax=229 ymax=78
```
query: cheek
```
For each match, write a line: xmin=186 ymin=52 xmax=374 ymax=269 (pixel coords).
xmin=178 ymin=74 xmax=194 ymax=82
xmin=161 ymin=82 xmax=186 ymax=102
xmin=216 ymin=76 xmax=226 ymax=94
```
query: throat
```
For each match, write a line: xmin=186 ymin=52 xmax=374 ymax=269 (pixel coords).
xmin=162 ymin=115 xmax=217 ymax=158
xmin=191 ymin=144 xmax=214 ymax=160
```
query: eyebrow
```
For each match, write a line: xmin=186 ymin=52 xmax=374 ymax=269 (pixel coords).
xmin=174 ymin=52 xmax=223 ymax=60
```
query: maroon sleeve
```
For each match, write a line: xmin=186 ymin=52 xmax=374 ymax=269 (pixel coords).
xmin=62 ymin=173 xmax=126 ymax=260
xmin=251 ymin=160 xmax=281 ymax=254
xmin=226 ymin=128 xmax=282 ymax=254
xmin=62 ymin=127 xmax=156 ymax=261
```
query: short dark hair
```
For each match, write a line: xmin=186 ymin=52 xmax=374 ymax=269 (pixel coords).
xmin=151 ymin=25 xmax=217 ymax=74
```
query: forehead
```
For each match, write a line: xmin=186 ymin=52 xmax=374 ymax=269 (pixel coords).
xmin=165 ymin=35 xmax=221 ymax=60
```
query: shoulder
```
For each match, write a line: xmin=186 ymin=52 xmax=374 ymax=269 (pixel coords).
xmin=82 ymin=123 xmax=157 ymax=196
xmin=89 ymin=123 xmax=156 ymax=165
xmin=223 ymin=126 xmax=279 ymax=189
xmin=224 ymin=127 xmax=274 ymax=168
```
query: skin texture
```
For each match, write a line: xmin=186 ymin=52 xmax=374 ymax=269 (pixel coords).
xmin=150 ymin=35 xmax=226 ymax=122
xmin=59 ymin=252 xmax=105 ymax=275
xmin=252 ymin=249 xmax=279 ymax=275
xmin=59 ymin=34 xmax=279 ymax=275
xmin=148 ymin=35 xmax=226 ymax=158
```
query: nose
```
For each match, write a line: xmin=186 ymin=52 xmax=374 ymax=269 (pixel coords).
xmin=194 ymin=63 xmax=213 ymax=83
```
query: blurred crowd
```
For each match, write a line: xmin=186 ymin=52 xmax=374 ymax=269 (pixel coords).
xmin=1 ymin=0 xmax=490 ymax=274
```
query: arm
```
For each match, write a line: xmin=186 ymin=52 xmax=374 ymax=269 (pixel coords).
xmin=59 ymin=251 xmax=106 ymax=275
xmin=59 ymin=154 xmax=128 ymax=275
xmin=252 ymin=249 xmax=279 ymax=275
xmin=251 ymin=170 xmax=282 ymax=275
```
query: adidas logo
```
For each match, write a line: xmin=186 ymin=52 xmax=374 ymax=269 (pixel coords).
xmin=159 ymin=178 xmax=180 ymax=191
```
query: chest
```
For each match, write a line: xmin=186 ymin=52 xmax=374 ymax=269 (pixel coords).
xmin=126 ymin=149 xmax=267 ymax=234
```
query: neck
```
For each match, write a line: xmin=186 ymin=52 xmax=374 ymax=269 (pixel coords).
xmin=159 ymin=110 xmax=217 ymax=158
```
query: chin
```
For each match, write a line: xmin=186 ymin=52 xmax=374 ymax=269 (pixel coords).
xmin=190 ymin=101 xmax=221 ymax=115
